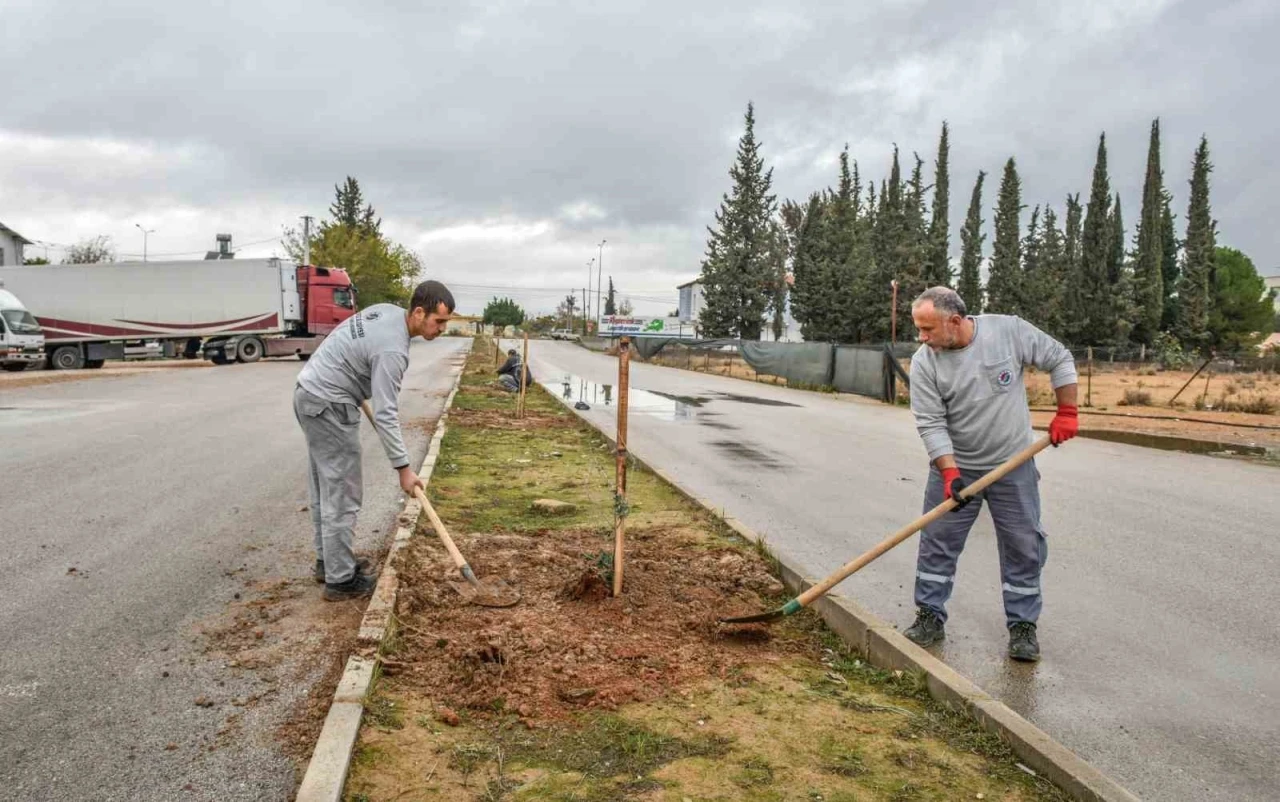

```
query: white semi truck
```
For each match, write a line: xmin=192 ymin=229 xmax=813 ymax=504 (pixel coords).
xmin=0 ymin=259 xmax=357 ymax=369
xmin=0 ymin=279 xmax=45 ymax=371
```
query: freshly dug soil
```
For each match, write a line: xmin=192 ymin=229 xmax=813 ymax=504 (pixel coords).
xmin=392 ymin=527 xmax=792 ymax=724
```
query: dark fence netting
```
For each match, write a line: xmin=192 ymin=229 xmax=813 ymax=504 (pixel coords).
xmin=625 ymin=337 xmax=917 ymax=402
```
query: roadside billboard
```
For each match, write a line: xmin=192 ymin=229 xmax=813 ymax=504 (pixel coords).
xmin=597 ymin=316 xmax=695 ymax=338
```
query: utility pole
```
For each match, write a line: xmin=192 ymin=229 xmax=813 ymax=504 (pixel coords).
xmin=301 ymin=215 xmax=314 ymax=265
xmin=597 ymin=239 xmax=607 ymax=323
xmin=135 ymin=224 xmax=156 ymax=262
xmin=583 ymin=287 xmax=589 ymax=336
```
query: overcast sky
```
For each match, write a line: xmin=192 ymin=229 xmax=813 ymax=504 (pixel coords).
xmin=2 ymin=0 xmax=1276 ymax=316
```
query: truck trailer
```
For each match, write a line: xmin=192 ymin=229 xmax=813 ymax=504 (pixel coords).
xmin=0 ymin=259 xmax=356 ymax=369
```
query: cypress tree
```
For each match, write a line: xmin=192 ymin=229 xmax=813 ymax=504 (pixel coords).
xmin=926 ymin=122 xmax=952 ymax=287
xmin=698 ymin=102 xmax=778 ymax=339
xmin=604 ymin=277 xmax=617 ymax=315
xmin=1176 ymin=137 xmax=1215 ymax=347
xmin=986 ymin=158 xmax=1023 ymax=316
xmin=896 ymin=154 xmax=929 ymax=337
xmin=787 ymin=193 xmax=826 ymax=340
xmin=1160 ymin=191 xmax=1181 ymax=331
xmin=1038 ymin=205 xmax=1067 ymax=338
xmin=956 ymin=171 xmax=987 ymax=313
xmin=1021 ymin=205 xmax=1042 ymax=319
xmin=1108 ymin=194 xmax=1137 ymax=343
xmin=1132 ymin=120 xmax=1166 ymax=345
xmin=1078 ymin=134 xmax=1114 ymax=344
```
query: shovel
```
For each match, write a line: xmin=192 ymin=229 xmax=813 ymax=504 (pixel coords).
xmin=719 ymin=435 xmax=1052 ymax=625
xmin=361 ymin=400 xmax=521 ymax=608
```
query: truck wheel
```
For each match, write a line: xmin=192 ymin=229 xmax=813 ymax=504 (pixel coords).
xmin=2 ymin=363 xmax=28 ymax=372
xmin=210 ymin=352 xmax=231 ymax=365
xmin=297 ymin=353 xmax=311 ymax=362
xmin=85 ymin=359 xmax=105 ymax=369
xmin=235 ymin=336 xmax=264 ymax=364
xmin=51 ymin=346 xmax=85 ymax=370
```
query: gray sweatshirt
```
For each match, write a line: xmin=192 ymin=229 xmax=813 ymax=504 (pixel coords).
xmin=910 ymin=315 xmax=1077 ymax=470
xmin=297 ymin=303 xmax=412 ymax=469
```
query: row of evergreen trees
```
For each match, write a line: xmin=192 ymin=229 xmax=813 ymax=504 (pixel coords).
xmin=698 ymin=106 xmax=1274 ymax=351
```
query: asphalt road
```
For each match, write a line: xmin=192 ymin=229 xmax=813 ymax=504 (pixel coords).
xmin=0 ymin=337 xmax=469 ymax=802
xmin=519 ymin=340 xmax=1280 ymax=802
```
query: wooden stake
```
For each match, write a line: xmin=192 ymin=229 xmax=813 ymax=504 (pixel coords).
xmin=517 ymin=332 xmax=529 ymax=419
xmin=1169 ymin=355 xmax=1213 ymax=407
xmin=613 ymin=336 xmax=631 ymax=597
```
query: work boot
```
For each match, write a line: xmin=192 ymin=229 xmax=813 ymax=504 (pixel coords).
xmin=1008 ymin=622 xmax=1041 ymax=662
xmin=313 ymin=557 xmax=373 ymax=583
xmin=323 ymin=572 xmax=377 ymax=602
xmin=903 ymin=607 xmax=945 ymax=647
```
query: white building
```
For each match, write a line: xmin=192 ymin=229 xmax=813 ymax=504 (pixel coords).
xmin=1264 ymin=274 xmax=1280 ymax=312
xmin=0 ymin=221 xmax=32 ymax=266
xmin=677 ymin=277 xmax=803 ymax=342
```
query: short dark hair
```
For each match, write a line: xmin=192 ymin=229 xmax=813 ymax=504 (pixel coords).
xmin=409 ymin=280 xmax=455 ymax=315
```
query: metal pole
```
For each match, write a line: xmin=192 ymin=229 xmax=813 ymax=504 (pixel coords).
xmin=583 ymin=288 xmax=588 ymax=337
xmin=1168 ymin=355 xmax=1213 ymax=407
xmin=1086 ymin=346 xmax=1093 ymax=407
xmin=890 ymin=279 xmax=899 ymax=344
xmin=614 ymin=336 xmax=630 ymax=597
xmin=135 ymin=224 xmax=155 ymax=262
xmin=597 ymin=239 xmax=606 ymax=324
xmin=586 ymin=259 xmax=594 ymax=335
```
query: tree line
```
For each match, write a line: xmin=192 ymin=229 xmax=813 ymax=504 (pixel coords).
xmin=698 ymin=106 xmax=1276 ymax=354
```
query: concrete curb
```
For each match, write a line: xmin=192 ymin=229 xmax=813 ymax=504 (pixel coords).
xmin=542 ymin=378 xmax=1142 ymax=802
xmin=294 ymin=348 xmax=469 ymax=802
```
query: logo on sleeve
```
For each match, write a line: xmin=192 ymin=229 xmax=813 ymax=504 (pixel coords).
xmin=364 ymin=310 xmax=382 ymax=322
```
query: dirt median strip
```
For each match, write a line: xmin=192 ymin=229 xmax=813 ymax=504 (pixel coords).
xmin=336 ymin=337 xmax=1083 ymax=802
xmin=550 ymin=371 xmax=1142 ymax=802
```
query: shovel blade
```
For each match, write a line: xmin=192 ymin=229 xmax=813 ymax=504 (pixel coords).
xmin=718 ymin=608 xmax=787 ymax=625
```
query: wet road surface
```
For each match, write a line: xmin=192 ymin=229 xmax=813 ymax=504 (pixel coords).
xmin=517 ymin=340 xmax=1280 ymax=802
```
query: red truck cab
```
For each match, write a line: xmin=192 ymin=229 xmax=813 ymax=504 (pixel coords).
xmin=297 ymin=265 xmax=357 ymax=336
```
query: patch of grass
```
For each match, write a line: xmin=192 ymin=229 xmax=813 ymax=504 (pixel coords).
xmin=350 ymin=743 xmax=385 ymax=771
xmin=818 ymin=736 xmax=867 ymax=777
xmin=507 ymin=712 xmax=731 ymax=779
xmin=448 ymin=742 xmax=494 ymax=778
xmin=1214 ymin=394 xmax=1278 ymax=414
xmin=1118 ymin=388 xmax=1153 ymax=406
xmin=731 ymin=756 xmax=776 ymax=788
xmin=365 ymin=692 xmax=404 ymax=731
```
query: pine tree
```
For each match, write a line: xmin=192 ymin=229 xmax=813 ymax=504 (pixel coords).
xmin=325 ymin=176 xmax=381 ymax=236
xmin=1132 ymin=120 xmax=1166 ymax=345
xmin=1160 ymin=191 xmax=1181 ymax=331
xmin=986 ymin=158 xmax=1023 ymax=316
xmin=1208 ymin=246 xmax=1276 ymax=351
xmin=1176 ymin=137 xmax=1215 ymax=347
xmin=926 ymin=122 xmax=951 ymax=287
xmin=605 ymin=277 xmax=617 ymax=315
xmin=956 ymin=171 xmax=986 ymax=313
xmin=896 ymin=153 xmax=930 ymax=338
xmin=698 ymin=103 xmax=778 ymax=339
xmin=1077 ymin=134 xmax=1114 ymax=344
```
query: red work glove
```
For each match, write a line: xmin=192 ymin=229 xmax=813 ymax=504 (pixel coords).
xmin=941 ymin=466 xmax=970 ymax=509
xmin=1049 ymin=404 xmax=1079 ymax=446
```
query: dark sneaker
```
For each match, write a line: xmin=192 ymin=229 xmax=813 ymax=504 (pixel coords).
xmin=904 ymin=607 xmax=946 ymax=647
xmin=313 ymin=557 xmax=373 ymax=584
xmin=323 ymin=572 xmax=377 ymax=602
xmin=1008 ymin=622 xmax=1041 ymax=662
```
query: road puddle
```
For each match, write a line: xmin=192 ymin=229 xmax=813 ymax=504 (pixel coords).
xmin=544 ymin=374 xmax=797 ymax=424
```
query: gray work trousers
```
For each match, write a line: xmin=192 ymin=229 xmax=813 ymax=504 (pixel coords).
xmin=913 ymin=460 xmax=1047 ymax=626
xmin=293 ymin=386 xmax=363 ymax=584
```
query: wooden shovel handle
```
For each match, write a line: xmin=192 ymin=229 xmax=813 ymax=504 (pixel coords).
xmin=795 ymin=435 xmax=1053 ymax=608
xmin=360 ymin=400 xmax=470 ymax=573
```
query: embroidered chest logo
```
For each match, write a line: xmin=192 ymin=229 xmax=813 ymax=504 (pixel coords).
xmin=996 ymin=369 xmax=1013 ymax=387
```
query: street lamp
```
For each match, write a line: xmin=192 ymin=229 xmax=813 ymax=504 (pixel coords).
xmin=596 ymin=239 xmax=606 ymax=322
xmin=135 ymin=224 xmax=156 ymax=262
